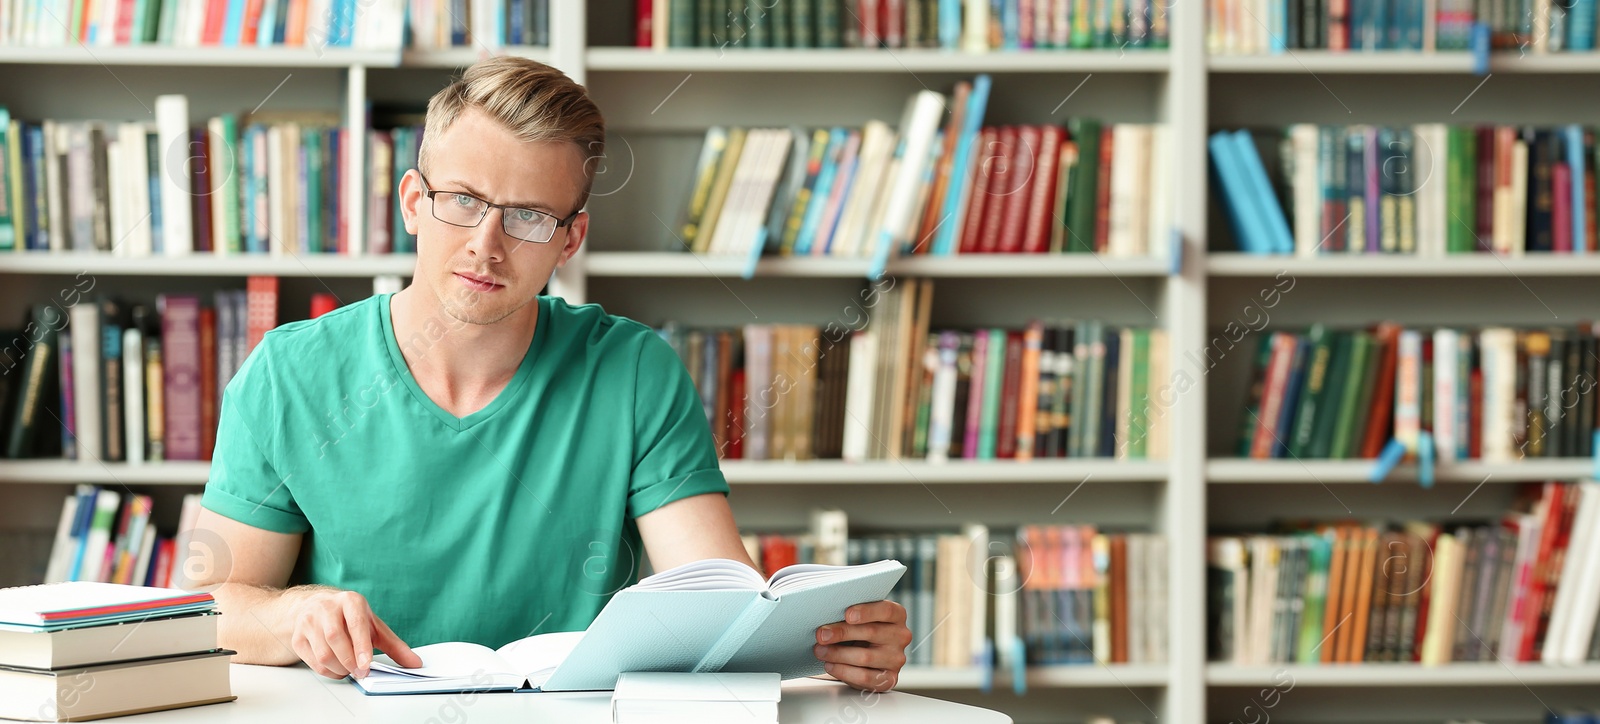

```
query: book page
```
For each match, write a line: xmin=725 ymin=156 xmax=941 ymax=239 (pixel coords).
xmin=631 ymin=558 xmax=766 ymax=592
xmin=495 ymin=630 xmax=586 ymax=684
xmin=767 ymin=559 xmax=905 ymax=596
xmin=369 ymin=641 xmax=513 ymax=679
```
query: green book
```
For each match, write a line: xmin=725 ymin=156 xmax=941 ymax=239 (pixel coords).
xmin=911 ymin=333 xmax=936 ymax=457
xmin=0 ymin=107 xmax=12 ymax=251
xmin=7 ymin=305 xmax=57 ymax=458
xmin=1068 ymin=321 xmax=1092 ymax=457
xmin=670 ymin=0 xmax=697 ymax=47
xmin=744 ymin=0 xmax=766 ymax=47
xmin=1447 ymin=127 xmax=1478 ymax=253
xmin=1065 ymin=119 xmax=1102 ymax=252
xmin=978 ymin=328 xmax=1006 ymax=459
xmin=1295 ymin=532 xmax=1333 ymax=664
xmin=157 ymin=0 xmax=180 ymax=44
xmin=768 ymin=0 xmax=790 ymax=46
xmin=1331 ymin=332 xmax=1376 ymax=459
xmin=1127 ymin=328 xmax=1150 ymax=459
xmin=217 ymin=115 xmax=242 ymax=254
xmin=1307 ymin=332 xmax=1351 ymax=459
xmin=304 ymin=128 xmax=322 ymax=254
xmin=1071 ymin=0 xmax=1093 ymax=47
xmin=1237 ymin=334 xmax=1274 ymax=457
xmin=1287 ymin=324 xmax=1334 ymax=458
xmin=816 ymin=0 xmax=840 ymax=47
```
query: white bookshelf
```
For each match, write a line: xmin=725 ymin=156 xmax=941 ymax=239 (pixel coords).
xmin=7 ymin=4 xmax=1600 ymax=723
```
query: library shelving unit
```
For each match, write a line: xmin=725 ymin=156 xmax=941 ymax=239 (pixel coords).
xmin=8 ymin=2 xmax=1600 ymax=723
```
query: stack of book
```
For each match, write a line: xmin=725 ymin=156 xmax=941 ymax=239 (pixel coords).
xmin=0 ymin=278 xmax=280 ymax=463
xmin=661 ymin=279 xmax=1169 ymax=462
xmin=0 ymin=99 xmax=397 ymax=257
xmin=1213 ymin=124 xmax=1597 ymax=256
xmin=634 ymin=0 xmax=1170 ymax=49
xmin=39 ymin=487 xmax=205 ymax=589
xmin=0 ymin=0 xmax=405 ymax=48
xmin=674 ymin=77 xmax=1168 ymax=263
xmin=1236 ymin=322 xmax=1600 ymax=462
xmin=1207 ymin=480 xmax=1600 ymax=666
xmin=1208 ymin=0 xmax=1596 ymax=54
xmin=0 ymin=582 xmax=233 ymax=722
xmin=743 ymin=511 xmax=1167 ymax=671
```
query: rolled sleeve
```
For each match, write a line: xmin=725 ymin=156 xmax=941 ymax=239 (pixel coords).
xmin=200 ymin=338 xmax=310 ymax=534
xmin=628 ymin=332 xmax=729 ymax=520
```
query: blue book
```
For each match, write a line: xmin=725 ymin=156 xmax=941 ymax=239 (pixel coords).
xmin=352 ymin=559 xmax=906 ymax=693
xmin=1230 ymin=130 xmax=1295 ymax=254
xmin=221 ymin=0 xmax=246 ymax=45
xmin=1571 ymin=0 xmax=1597 ymax=49
xmin=817 ymin=130 xmax=862 ymax=255
xmin=938 ymin=0 xmax=961 ymax=48
xmin=1274 ymin=338 xmax=1311 ymax=457
xmin=792 ymin=128 xmax=846 ymax=257
xmin=934 ymin=74 xmax=991 ymax=256
xmin=1208 ymin=132 xmax=1271 ymax=254
xmin=1566 ymin=125 xmax=1585 ymax=254
xmin=257 ymin=0 xmax=279 ymax=46
xmin=24 ymin=124 xmax=46 ymax=251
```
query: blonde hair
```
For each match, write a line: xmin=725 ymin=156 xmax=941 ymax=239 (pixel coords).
xmin=419 ymin=57 xmax=606 ymax=211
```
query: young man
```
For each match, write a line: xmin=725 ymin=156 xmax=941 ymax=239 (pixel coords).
xmin=191 ymin=58 xmax=910 ymax=692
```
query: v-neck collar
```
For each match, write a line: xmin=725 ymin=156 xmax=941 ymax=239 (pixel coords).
xmin=380 ymin=293 xmax=548 ymax=433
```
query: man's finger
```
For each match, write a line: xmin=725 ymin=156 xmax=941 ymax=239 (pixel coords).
xmin=342 ymin=602 xmax=374 ymax=677
xmin=321 ymin=617 xmax=360 ymax=677
xmin=304 ymin=632 xmax=350 ymax=679
xmin=815 ymin=642 xmax=894 ymax=669
xmin=372 ymin=614 xmax=423 ymax=668
xmin=817 ymin=622 xmax=903 ymax=645
xmin=824 ymin=662 xmax=897 ymax=692
xmin=844 ymin=600 xmax=905 ymax=625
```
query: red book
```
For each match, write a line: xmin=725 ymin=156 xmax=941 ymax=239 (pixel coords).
xmin=915 ymin=81 xmax=971 ymax=249
xmin=1251 ymin=332 xmax=1298 ymax=458
xmin=996 ymin=331 xmax=1023 ymax=459
xmin=1517 ymin=483 xmax=1566 ymax=660
xmin=1468 ymin=367 xmax=1483 ymax=460
xmin=958 ymin=128 xmax=998 ymax=254
xmin=1328 ymin=0 xmax=1349 ymax=49
xmin=996 ymin=125 xmax=1038 ymax=254
xmin=1477 ymin=128 xmax=1495 ymax=241
xmin=1553 ymin=162 xmax=1572 ymax=253
xmin=1110 ymin=534 xmax=1128 ymax=663
xmin=1359 ymin=323 xmax=1402 ymax=459
xmin=114 ymin=0 xmax=137 ymax=42
xmin=1092 ymin=127 xmax=1115 ymax=253
xmin=1021 ymin=126 xmax=1062 ymax=254
xmin=635 ymin=0 xmax=653 ymax=46
xmin=241 ymin=0 xmax=266 ymax=43
xmin=200 ymin=306 xmax=217 ymax=460
xmin=190 ymin=130 xmax=214 ymax=254
xmin=161 ymin=295 xmax=203 ymax=461
xmin=978 ymin=126 xmax=1017 ymax=253
xmin=245 ymin=276 xmax=279 ymax=355
xmin=1529 ymin=485 xmax=1579 ymax=658
xmin=202 ymin=0 xmax=228 ymax=44
xmin=727 ymin=369 xmax=746 ymax=459
xmin=310 ymin=293 xmax=339 ymax=318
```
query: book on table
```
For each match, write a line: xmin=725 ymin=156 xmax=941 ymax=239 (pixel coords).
xmin=612 ymin=671 xmax=780 ymax=724
xmin=353 ymin=557 xmax=906 ymax=694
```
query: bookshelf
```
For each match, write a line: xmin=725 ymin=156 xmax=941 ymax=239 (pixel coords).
xmin=8 ymin=2 xmax=1600 ymax=723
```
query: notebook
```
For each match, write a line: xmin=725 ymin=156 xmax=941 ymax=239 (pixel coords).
xmin=0 ymin=583 xmax=215 ymax=631
xmin=354 ymin=557 xmax=905 ymax=694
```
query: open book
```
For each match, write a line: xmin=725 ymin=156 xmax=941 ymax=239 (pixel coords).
xmin=353 ymin=557 xmax=905 ymax=694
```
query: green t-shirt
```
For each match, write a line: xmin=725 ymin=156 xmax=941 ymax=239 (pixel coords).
xmin=201 ymin=293 xmax=729 ymax=649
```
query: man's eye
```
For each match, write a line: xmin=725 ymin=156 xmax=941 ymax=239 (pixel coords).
xmin=514 ymin=209 xmax=538 ymax=222
xmin=451 ymin=194 xmax=475 ymax=207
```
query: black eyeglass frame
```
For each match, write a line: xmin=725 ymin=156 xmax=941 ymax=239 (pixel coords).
xmin=416 ymin=171 xmax=581 ymax=244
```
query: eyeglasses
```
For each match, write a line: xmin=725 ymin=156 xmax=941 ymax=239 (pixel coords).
xmin=417 ymin=172 xmax=579 ymax=244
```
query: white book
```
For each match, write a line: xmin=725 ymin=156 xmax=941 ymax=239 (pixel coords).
xmin=961 ymin=0 xmax=987 ymax=51
xmin=612 ymin=672 xmax=779 ymax=724
xmin=1433 ymin=328 xmax=1459 ymax=463
xmin=1146 ymin=124 xmax=1172 ymax=258
xmin=266 ymin=124 xmax=286 ymax=255
xmin=1289 ymin=124 xmax=1321 ymax=256
xmin=741 ymin=325 xmax=770 ymax=461
xmin=841 ymin=331 xmax=879 ymax=462
xmin=43 ymin=121 xmax=67 ymax=252
xmin=926 ymin=332 xmax=958 ymax=462
xmin=1146 ymin=534 xmax=1168 ymax=663
xmin=131 ymin=523 xmax=157 ymax=588
xmin=122 ymin=123 xmax=153 ymax=256
xmin=1544 ymin=482 xmax=1600 ymax=664
xmin=963 ymin=523 xmax=988 ymax=667
xmin=1394 ymin=330 xmax=1422 ymax=453
xmin=1106 ymin=124 xmax=1148 ymax=258
xmin=1509 ymin=137 xmax=1529 ymax=256
xmin=992 ymin=553 xmax=1018 ymax=669
xmin=42 ymin=495 xmax=79 ymax=584
xmin=155 ymin=95 xmax=192 ymax=256
xmin=68 ymin=304 xmax=101 ymax=465
xmin=1127 ymin=533 xmax=1145 ymax=663
xmin=104 ymin=136 xmax=124 ymax=256
xmin=809 ymin=509 xmax=848 ymax=567
xmin=123 ymin=327 xmax=144 ymax=465
xmin=869 ymin=90 xmax=944 ymax=266
xmin=1146 ymin=329 xmax=1169 ymax=459
xmin=830 ymin=121 xmax=894 ymax=258
xmin=1479 ymin=328 xmax=1517 ymax=462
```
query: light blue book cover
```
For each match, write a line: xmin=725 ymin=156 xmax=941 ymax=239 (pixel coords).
xmin=1566 ymin=125 xmax=1585 ymax=254
xmin=1208 ymin=132 xmax=1271 ymax=255
xmin=354 ymin=559 xmax=906 ymax=694
xmin=793 ymin=128 xmax=846 ymax=257
xmin=1231 ymin=130 xmax=1295 ymax=254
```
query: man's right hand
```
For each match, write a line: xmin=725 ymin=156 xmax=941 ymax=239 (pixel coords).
xmin=289 ymin=589 xmax=423 ymax=679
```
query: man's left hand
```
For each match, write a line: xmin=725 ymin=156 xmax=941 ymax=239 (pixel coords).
xmin=814 ymin=600 xmax=912 ymax=692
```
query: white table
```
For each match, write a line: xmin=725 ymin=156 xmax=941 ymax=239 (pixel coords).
xmin=115 ymin=664 xmax=1013 ymax=723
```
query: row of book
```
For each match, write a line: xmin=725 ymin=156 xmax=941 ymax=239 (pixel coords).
xmin=0 ymin=278 xmax=298 ymax=462
xmin=0 ymin=101 xmax=369 ymax=256
xmin=0 ymin=582 xmax=230 ymax=722
xmin=1208 ymin=480 xmax=1600 ymax=665
xmin=680 ymin=113 xmax=1168 ymax=261
xmin=634 ymin=0 xmax=1170 ymax=50
xmin=744 ymin=512 xmax=1166 ymax=670
xmin=664 ymin=280 xmax=1170 ymax=462
xmin=0 ymin=0 xmax=403 ymax=48
xmin=1237 ymin=323 xmax=1600 ymax=462
xmin=39 ymin=486 xmax=203 ymax=589
xmin=1215 ymin=124 xmax=1597 ymax=256
xmin=1209 ymin=0 xmax=1600 ymax=54
xmin=0 ymin=0 xmax=567 ymax=50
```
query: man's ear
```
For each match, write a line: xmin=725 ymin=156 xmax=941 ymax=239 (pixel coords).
xmin=399 ymin=169 xmax=423 ymax=236
xmin=556 ymin=211 xmax=589 ymax=267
